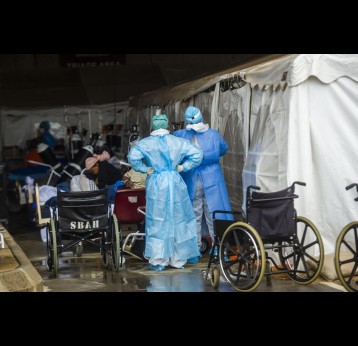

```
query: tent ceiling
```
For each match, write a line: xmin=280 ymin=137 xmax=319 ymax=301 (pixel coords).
xmin=129 ymin=54 xmax=289 ymax=107
xmin=0 ymin=65 xmax=168 ymax=108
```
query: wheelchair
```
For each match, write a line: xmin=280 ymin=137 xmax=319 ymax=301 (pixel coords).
xmin=203 ymin=181 xmax=324 ymax=292
xmin=113 ymin=188 xmax=147 ymax=261
xmin=334 ymin=183 xmax=358 ymax=292
xmin=46 ymin=187 xmax=122 ymax=277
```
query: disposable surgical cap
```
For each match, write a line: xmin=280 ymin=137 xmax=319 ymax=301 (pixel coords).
xmin=152 ymin=114 xmax=169 ymax=130
xmin=184 ymin=106 xmax=203 ymax=124
xmin=39 ymin=120 xmax=51 ymax=130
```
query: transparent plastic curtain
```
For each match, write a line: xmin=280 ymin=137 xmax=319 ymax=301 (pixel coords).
xmin=242 ymin=84 xmax=290 ymax=212
xmin=210 ymin=83 xmax=220 ymax=129
xmin=188 ymin=86 xmax=248 ymax=212
xmin=163 ymin=93 xmax=212 ymax=130
xmin=193 ymin=92 xmax=214 ymax=128
xmin=122 ymin=106 xmax=152 ymax=154
xmin=217 ymin=88 xmax=247 ymax=211
xmin=163 ymin=103 xmax=177 ymax=132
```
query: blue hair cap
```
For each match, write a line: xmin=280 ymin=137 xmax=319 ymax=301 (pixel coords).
xmin=39 ymin=120 xmax=51 ymax=130
xmin=184 ymin=106 xmax=203 ymax=124
xmin=152 ymin=114 xmax=169 ymax=130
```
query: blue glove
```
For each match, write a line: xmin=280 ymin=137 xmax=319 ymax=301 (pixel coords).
xmin=114 ymin=180 xmax=125 ymax=191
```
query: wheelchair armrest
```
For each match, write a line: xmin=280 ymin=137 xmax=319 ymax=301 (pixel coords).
xmin=213 ymin=210 xmax=242 ymax=220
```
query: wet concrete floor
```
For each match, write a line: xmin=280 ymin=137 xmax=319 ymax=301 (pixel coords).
xmin=7 ymin=208 xmax=346 ymax=293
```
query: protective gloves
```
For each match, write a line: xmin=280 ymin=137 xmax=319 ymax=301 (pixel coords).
xmin=176 ymin=165 xmax=183 ymax=173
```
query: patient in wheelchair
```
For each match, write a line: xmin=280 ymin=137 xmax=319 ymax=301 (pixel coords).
xmin=42 ymin=151 xmax=124 ymax=213
xmin=84 ymin=151 xmax=124 ymax=203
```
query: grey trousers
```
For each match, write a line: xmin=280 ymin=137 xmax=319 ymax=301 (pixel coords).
xmin=193 ymin=177 xmax=214 ymax=248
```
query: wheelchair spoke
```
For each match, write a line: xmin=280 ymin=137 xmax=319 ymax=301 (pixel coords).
xmin=223 ymin=243 xmax=240 ymax=257
xmin=235 ymin=262 xmax=244 ymax=285
xmin=347 ymin=262 xmax=358 ymax=285
xmin=302 ymin=251 xmax=318 ymax=264
xmin=300 ymin=257 xmax=310 ymax=278
xmin=233 ymin=230 xmax=245 ymax=254
xmin=340 ymin=257 xmax=355 ymax=265
xmin=281 ymin=250 xmax=295 ymax=261
xmin=342 ymin=239 xmax=356 ymax=255
xmin=302 ymin=240 xmax=318 ymax=251
xmin=301 ymin=225 xmax=308 ymax=246
xmin=293 ymin=250 xmax=301 ymax=271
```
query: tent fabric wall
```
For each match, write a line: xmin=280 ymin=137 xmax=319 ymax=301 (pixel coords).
xmin=287 ymin=76 xmax=358 ymax=253
xmin=241 ymin=54 xmax=358 ymax=254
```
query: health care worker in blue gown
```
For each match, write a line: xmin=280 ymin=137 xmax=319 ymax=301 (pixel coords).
xmin=127 ymin=114 xmax=203 ymax=271
xmin=174 ymin=106 xmax=233 ymax=261
xmin=39 ymin=120 xmax=57 ymax=151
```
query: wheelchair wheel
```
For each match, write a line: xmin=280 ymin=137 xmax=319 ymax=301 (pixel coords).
xmin=211 ymin=265 xmax=220 ymax=289
xmin=279 ymin=216 xmax=324 ymax=284
xmin=47 ymin=217 xmax=59 ymax=277
xmin=200 ymin=237 xmax=210 ymax=255
xmin=334 ymin=222 xmax=358 ymax=292
xmin=219 ymin=222 xmax=266 ymax=292
xmin=101 ymin=231 xmax=110 ymax=269
xmin=46 ymin=224 xmax=53 ymax=271
xmin=111 ymin=214 xmax=123 ymax=271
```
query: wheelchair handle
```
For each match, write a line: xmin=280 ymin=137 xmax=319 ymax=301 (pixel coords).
xmin=293 ymin=181 xmax=306 ymax=187
xmin=345 ymin=183 xmax=358 ymax=201
xmin=346 ymin=183 xmax=357 ymax=191
xmin=248 ymin=185 xmax=261 ymax=191
xmin=246 ymin=185 xmax=261 ymax=208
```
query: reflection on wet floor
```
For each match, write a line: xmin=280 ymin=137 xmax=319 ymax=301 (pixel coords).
xmin=12 ymin=230 xmax=346 ymax=292
xmin=34 ymin=253 xmax=233 ymax=292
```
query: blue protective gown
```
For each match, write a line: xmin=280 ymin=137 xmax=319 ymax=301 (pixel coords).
xmin=41 ymin=132 xmax=57 ymax=151
xmin=128 ymin=132 xmax=203 ymax=261
xmin=174 ymin=128 xmax=233 ymax=220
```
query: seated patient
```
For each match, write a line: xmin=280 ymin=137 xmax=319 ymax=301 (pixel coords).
xmin=84 ymin=150 xmax=124 ymax=203
xmin=122 ymin=168 xmax=147 ymax=189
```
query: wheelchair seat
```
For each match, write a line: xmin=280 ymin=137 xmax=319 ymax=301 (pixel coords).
xmin=114 ymin=188 xmax=146 ymax=224
xmin=113 ymin=188 xmax=146 ymax=260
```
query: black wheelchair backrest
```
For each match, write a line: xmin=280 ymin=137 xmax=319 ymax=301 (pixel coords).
xmin=247 ymin=186 xmax=296 ymax=240
xmin=57 ymin=187 xmax=109 ymax=233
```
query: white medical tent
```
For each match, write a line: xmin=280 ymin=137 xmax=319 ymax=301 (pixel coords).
xmin=129 ymin=54 xmax=358 ymax=264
